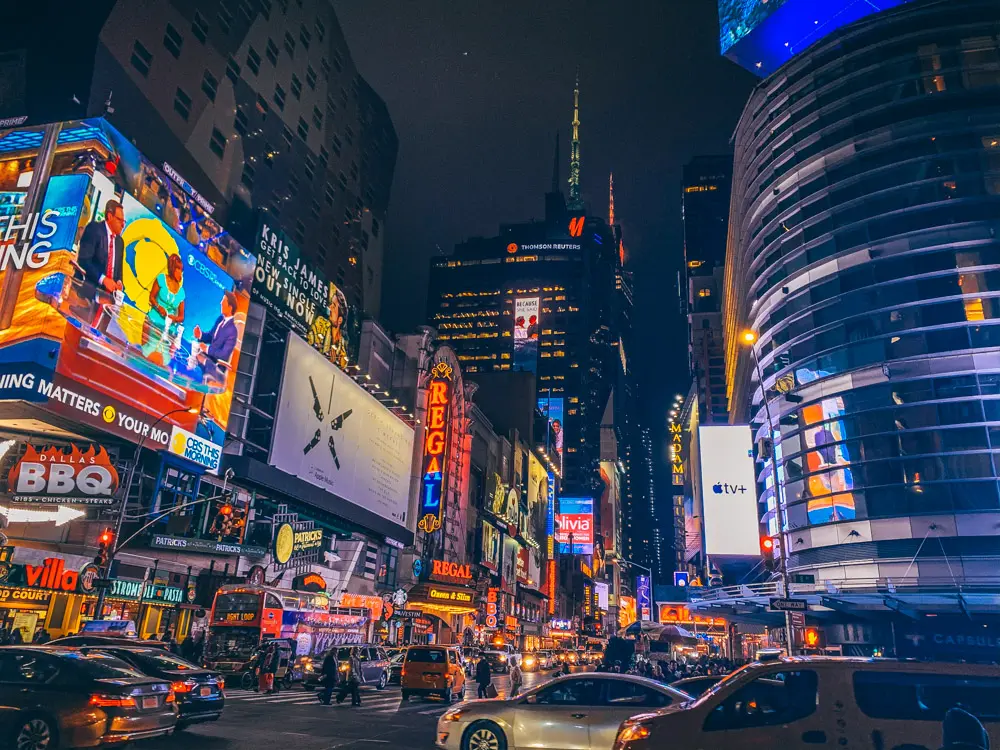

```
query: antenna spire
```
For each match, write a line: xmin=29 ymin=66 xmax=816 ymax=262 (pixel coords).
xmin=609 ymin=172 xmax=615 ymax=226
xmin=567 ymin=71 xmax=582 ymax=210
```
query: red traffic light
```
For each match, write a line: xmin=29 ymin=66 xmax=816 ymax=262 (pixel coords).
xmin=98 ymin=529 xmax=114 ymax=545
xmin=760 ymin=536 xmax=774 ymax=553
xmin=804 ymin=628 xmax=820 ymax=647
xmin=219 ymin=503 xmax=233 ymax=516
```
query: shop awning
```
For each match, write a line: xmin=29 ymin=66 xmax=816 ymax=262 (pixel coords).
xmin=407 ymin=582 xmax=478 ymax=616
xmin=223 ymin=456 xmax=413 ymax=546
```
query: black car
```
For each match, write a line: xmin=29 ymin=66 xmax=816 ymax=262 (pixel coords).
xmin=387 ymin=652 xmax=404 ymax=685
xmin=73 ymin=645 xmax=225 ymax=728
xmin=49 ymin=635 xmax=169 ymax=649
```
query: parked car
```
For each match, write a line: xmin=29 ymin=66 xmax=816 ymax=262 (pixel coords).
xmin=0 ymin=646 xmax=178 ymax=750
xmin=669 ymin=674 xmax=722 ymax=698
xmin=436 ymin=672 xmax=690 ymax=750
xmin=301 ymin=644 xmax=391 ymax=690
xmin=614 ymin=657 xmax=1000 ymax=750
xmin=49 ymin=634 xmax=169 ymax=649
xmin=71 ymin=645 xmax=225 ymax=728
xmin=402 ymin=645 xmax=466 ymax=702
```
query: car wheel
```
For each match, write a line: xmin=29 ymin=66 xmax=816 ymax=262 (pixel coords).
xmin=15 ymin=715 xmax=58 ymax=750
xmin=377 ymin=672 xmax=388 ymax=690
xmin=282 ymin=673 xmax=293 ymax=690
xmin=401 ymin=690 xmax=410 ymax=701
xmin=241 ymin=671 xmax=255 ymax=691
xmin=462 ymin=721 xmax=506 ymax=750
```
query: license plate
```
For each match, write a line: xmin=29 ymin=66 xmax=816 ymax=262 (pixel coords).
xmin=142 ymin=696 xmax=158 ymax=709
xmin=200 ymin=686 xmax=212 ymax=697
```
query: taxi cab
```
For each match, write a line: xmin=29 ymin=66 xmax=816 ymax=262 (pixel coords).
xmin=401 ymin=646 xmax=466 ymax=702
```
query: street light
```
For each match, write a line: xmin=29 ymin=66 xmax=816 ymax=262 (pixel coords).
xmin=94 ymin=405 xmax=201 ymax=620
xmin=740 ymin=329 xmax=794 ymax=653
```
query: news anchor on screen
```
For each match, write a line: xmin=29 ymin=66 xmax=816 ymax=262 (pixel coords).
xmin=77 ymin=200 xmax=126 ymax=301
xmin=193 ymin=291 xmax=239 ymax=383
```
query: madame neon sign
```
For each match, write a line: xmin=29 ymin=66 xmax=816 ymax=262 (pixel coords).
xmin=419 ymin=362 xmax=453 ymax=533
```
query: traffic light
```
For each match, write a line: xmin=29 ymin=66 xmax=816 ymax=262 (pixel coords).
xmin=804 ymin=628 xmax=820 ymax=648
xmin=760 ymin=535 xmax=776 ymax=572
xmin=218 ymin=503 xmax=233 ymax=517
xmin=95 ymin=528 xmax=114 ymax=568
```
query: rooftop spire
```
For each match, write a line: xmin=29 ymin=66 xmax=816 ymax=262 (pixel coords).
xmin=609 ymin=172 xmax=615 ymax=226
xmin=567 ymin=71 xmax=582 ymax=210
xmin=551 ymin=131 xmax=561 ymax=194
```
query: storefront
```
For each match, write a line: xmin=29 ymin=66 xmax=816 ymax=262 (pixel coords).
xmin=79 ymin=577 xmax=193 ymax=640
xmin=405 ymin=582 xmax=478 ymax=645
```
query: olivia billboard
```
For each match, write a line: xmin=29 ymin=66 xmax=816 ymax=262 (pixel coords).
xmin=0 ymin=118 xmax=255 ymax=449
xmin=555 ymin=497 xmax=594 ymax=555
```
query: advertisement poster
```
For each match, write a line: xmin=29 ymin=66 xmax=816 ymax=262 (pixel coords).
xmin=501 ymin=536 xmax=519 ymax=594
xmin=270 ymin=333 xmax=414 ymax=526
xmin=555 ymin=497 xmax=594 ymax=554
xmin=636 ymin=575 xmax=651 ymax=621
xmin=512 ymin=296 xmax=540 ymax=373
xmin=0 ymin=118 xmax=255 ymax=448
xmin=619 ymin=595 xmax=637 ymax=629
xmin=538 ymin=396 xmax=564 ymax=472
xmin=698 ymin=425 xmax=760 ymax=556
xmin=4 ymin=442 xmax=119 ymax=506
xmin=482 ymin=521 xmax=501 ymax=571
xmin=599 ymin=461 xmax=619 ymax=554
xmin=252 ymin=220 xmax=353 ymax=370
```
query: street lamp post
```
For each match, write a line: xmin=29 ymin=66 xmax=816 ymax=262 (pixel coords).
xmin=741 ymin=330 xmax=795 ymax=654
xmin=94 ymin=406 xmax=199 ymax=620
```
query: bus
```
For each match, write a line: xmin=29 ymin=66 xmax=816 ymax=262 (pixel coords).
xmin=204 ymin=584 xmax=371 ymax=676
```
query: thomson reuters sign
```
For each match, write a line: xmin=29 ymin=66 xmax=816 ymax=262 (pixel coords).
xmin=168 ymin=426 xmax=221 ymax=472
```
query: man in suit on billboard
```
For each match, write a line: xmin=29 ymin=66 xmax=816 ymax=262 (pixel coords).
xmin=77 ymin=200 xmax=125 ymax=300
xmin=193 ymin=291 xmax=238 ymax=383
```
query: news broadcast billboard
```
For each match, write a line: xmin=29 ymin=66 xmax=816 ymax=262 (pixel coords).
xmin=636 ymin=575 xmax=651 ymax=621
xmin=699 ymin=425 xmax=760 ymax=556
xmin=270 ymin=333 xmax=414 ymax=526
xmin=555 ymin=497 xmax=594 ymax=555
xmin=512 ymin=296 xmax=540 ymax=373
xmin=252 ymin=220 xmax=355 ymax=370
xmin=0 ymin=118 xmax=255 ymax=449
xmin=538 ymin=396 xmax=564 ymax=473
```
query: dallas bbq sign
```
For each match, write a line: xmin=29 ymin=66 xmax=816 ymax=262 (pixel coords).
xmin=7 ymin=444 xmax=120 ymax=506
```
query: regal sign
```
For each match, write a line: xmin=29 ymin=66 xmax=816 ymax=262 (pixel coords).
xmin=7 ymin=444 xmax=119 ymax=506
xmin=430 ymin=559 xmax=473 ymax=584
xmin=419 ymin=362 xmax=453 ymax=533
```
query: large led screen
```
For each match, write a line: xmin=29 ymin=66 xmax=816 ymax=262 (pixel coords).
xmin=538 ymin=396 xmax=564 ymax=473
xmin=270 ymin=333 xmax=414 ymax=527
xmin=698 ymin=425 xmax=760 ymax=556
xmin=512 ymin=296 xmax=540 ymax=373
xmin=555 ymin=496 xmax=594 ymax=555
xmin=0 ymin=118 xmax=255 ymax=449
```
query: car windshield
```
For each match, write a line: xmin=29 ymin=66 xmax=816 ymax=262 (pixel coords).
xmin=690 ymin=663 xmax=756 ymax=705
xmin=120 ymin=650 xmax=201 ymax=672
xmin=59 ymin=651 xmax=147 ymax=679
xmin=406 ymin=648 xmax=447 ymax=663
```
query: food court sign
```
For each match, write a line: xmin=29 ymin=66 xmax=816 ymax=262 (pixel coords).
xmin=419 ymin=362 xmax=453 ymax=533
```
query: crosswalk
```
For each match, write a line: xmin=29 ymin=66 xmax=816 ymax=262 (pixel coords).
xmin=223 ymin=686 xmax=484 ymax=715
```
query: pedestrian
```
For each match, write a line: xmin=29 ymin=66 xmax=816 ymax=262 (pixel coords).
xmin=509 ymin=659 xmax=523 ymax=698
xmin=476 ymin=654 xmax=493 ymax=698
xmin=32 ymin=628 xmax=50 ymax=644
xmin=8 ymin=627 xmax=23 ymax=645
xmin=0 ymin=624 xmax=9 ymax=646
xmin=318 ymin=650 xmax=340 ymax=705
xmin=259 ymin=644 xmax=278 ymax=694
xmin=941 ymin=706 xmax=989 ymax=750
xmin=336 ymin=647 xmax=363 ymax=706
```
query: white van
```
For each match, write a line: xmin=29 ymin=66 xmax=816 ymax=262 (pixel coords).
xmin=614 ymin=657 xmax=1000 ymax=750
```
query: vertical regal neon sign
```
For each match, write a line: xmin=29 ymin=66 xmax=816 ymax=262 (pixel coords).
xmin=419 ymin=362 xmax=453 ymax=533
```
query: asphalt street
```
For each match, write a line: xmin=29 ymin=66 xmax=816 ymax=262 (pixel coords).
xmin=142 ymin=666 xmax=580 ymax=750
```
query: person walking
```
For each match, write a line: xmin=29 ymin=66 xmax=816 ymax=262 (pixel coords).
xmin=476 ymin=655 xmax=493 ymax=699
xmin=318 ymin=650 xmax=340 ymax=705
xmin=259 ymin=644 xmax=278 ymax=695
xmin=336 ymin=647 xmax=363 ymax=706
xmin=508 ymin=659 xmax=523 ymax=698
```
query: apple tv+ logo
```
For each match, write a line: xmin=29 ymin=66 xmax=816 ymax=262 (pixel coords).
xmin=713 ymin=482 xmax=748 ymax=495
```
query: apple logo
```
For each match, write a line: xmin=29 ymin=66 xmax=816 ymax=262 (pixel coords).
xmin=712 ymin=483 xmax=723 ymax=494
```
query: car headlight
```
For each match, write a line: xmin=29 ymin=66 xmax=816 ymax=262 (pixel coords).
xmin=305 ymin=664 xmax=314 ymax=671
xmin=442 ymin=708 xmax=465 ymax=722
xmin=499 ymin=654 xmax=507 ymax=661
xmin=524 ymin=657 xmax=535 ymax=665
xmin=617 ymin=723 xmax=652 ymax=743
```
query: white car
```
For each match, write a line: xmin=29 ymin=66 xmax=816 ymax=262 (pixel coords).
xmin=436 ymin=672 xmax=691 ymax=750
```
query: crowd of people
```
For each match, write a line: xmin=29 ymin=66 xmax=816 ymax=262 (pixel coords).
xmin=595 ymin=653 xmax=740 ymax=684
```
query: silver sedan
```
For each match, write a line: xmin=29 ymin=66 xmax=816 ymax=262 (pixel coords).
xmin=436 ymin=672 xmax=691 ymax=750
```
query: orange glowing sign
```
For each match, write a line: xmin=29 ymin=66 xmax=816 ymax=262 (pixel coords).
xmin=7 ymin=443 xmax=120 ymax=506
xmin=506 ymin=243 xmax=518 ymax=254
xmin=419 ymin=362 xmax=453 ymax=533
xmin=568 ymin=216 xmax=584 ymax=237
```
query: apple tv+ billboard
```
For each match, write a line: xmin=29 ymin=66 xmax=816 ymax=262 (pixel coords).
xmin=698 ymin=425 xmax=760 ymax=556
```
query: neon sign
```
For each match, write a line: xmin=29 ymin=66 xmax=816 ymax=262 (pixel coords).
xmin=568 ymin=216 xmax=584 ymax=237
xmin=670 ymin=423 xmax=684 ymax=486
xmin=419 ymin=362 xmax=453 ymax=533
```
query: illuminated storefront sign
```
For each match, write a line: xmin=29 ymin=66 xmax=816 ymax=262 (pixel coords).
xmin=272 ymin=522 xmax=324 ymax=566
xmin=293 ymin=572 xmax=327 ymax=593
xmin=0 ymin=556 xmax=98 ymax=594
xmin=486 ymin=587 xmax=499 ymax=628
xmin=619 ymin=596 xmax=637 ymax=628
xmin=430 ymin=560 xmax=472 ymax=583
xmin=108 ymin=578 xmax=185 ymax=604
xmin=670 ymin=423 xmax=684 ymax=486
xmin=167 ymin=426 xmax=222 ymax=472
xmin=546 ymin=559 xmax=557 ymax=615
xmin=419 ymin=362 xmax=453 ymax=533
xmin=6 ymin=443 xmax=120 ymax=506
xmin=637 ymin=575 xmax=651 ymax=621
xmin=429 ymin=587 xmax=473 ymax=603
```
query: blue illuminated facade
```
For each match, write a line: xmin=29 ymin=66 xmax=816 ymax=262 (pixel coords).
xmin=720 ymin=0 xmax=914 ymax=75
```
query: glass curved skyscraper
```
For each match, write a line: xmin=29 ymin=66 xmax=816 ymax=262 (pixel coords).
xmin=724 ymin=0 xmax=1000 ymax=583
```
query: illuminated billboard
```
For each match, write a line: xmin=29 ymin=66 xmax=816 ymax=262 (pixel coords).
xmin=270 ymin=333 xmax=414 ymax=526
xmin=555 ymin=497 xmax=594 ymax=555
xmin=0 ymin=118 xmax=255 ymax=449
xmin=512 ymin=296 xmax=540 ymax=373
xmin=698 ymin=425 xmax=760 ymax=556
xmin=599 ymin=461 xmax=619 ymax=554
xmin=538 ymin=396 xmax=564 ymax=473
xmin=719 ymin=0 xmax=915 ymax=75
xmin=418 ymin=361 xmax=453 ymax=533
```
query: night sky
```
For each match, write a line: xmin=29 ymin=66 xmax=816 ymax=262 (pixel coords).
xmin=334 ymin=1 xmax=756 ymax=485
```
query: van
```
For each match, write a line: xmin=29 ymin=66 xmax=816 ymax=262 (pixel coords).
xmin=401 ymin=646 xmax=466 ymax=702
xmin=614 ymin=657 xmax=1000 ymax=750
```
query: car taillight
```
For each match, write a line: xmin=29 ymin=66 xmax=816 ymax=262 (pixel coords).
xmin=165 ymin=691 xmax=176 ymax=704
xmin=216 ymin=678 xmax=225 ymax=691
xmin=171 ymin=680 xmax=198 ymax=693
xmin=90 ymin=694 xmax=137 ymax=708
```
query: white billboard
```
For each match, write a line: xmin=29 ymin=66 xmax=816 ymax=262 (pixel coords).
xmin=270 ymin=334 xmax=414 ymax=526
xmin=698 ymin=425 xmax=760 ymax=556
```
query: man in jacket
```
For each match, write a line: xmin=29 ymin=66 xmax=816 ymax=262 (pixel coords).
xmin=336 ymin=647 xmax=363 ymax=706
xmin=318 ymin=650 xmax=340 ymax=705
xmin=194 ymin=291 xmax=239 ymax=383
xmin=476 ymin=657 xmax=493 ymax=699
xmin=77 ymin=200 xmax=125 ymax=301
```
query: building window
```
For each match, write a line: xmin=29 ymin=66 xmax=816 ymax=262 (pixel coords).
xmin=241 ymin=162 xmax=255 ymax=190
xmin=377 ymin=546 xmax=398 ymax=587
xmin=345 ymin=125 xmax=354 ymax=144
xmin=310 ymin=200 xmax=321 ymax=219
xmin=338 ymin=172 xmax=348 ymax=190
xmin=333 ymin=51 xmax=343 ymax=73
xmin=218 ymin=3 xmax=233 ymax=33
xmin=299 ymin=24 xmax=311 ymax=49
xmin=283 ymin=31 xmax=295 ymax=57
xmin=290 ymin=74 xmax=302 ymax=99
xmin=317 ymin=242 xmax=327 ymax=261
xmin=263 ymin=142 xmax=274 ymax=168
xmin=130 ymin=41 xmax=152 ymax=77
xmin=265 ymin=38 xmax=279 ymax=65
xmin=318 ymin=145 xmax=329 ymax=168
xmin=315 ymin=18 xmax=326 ymax=42
xmin=281 ymin=126 xmax=293 ymax=148
xmin=173 ymin=88 xmax=192 ymax=120
xmin=209 ymin=128 xmax=226 ymax=159
xmin=201 ymin=70 xmax=218 ymax=101
xmin=297 ymin=118 xmax=309 ymax=140
xmin=324 ymin=182 xmax=336 ymax=206
xmin=320 ymin=57 xmax=330 ymax=79
xmin=225 ymin=56 xmax=240 ymax=85
xmin=246 ymin=46 xmax=261 ymax=75
xmin=191 ymin=11 xmax=209 ymax=43
xmin=371 ymin=217 xmax=380 ymax=238
xmin=312 ymin=106 xmax=323 ymax=129
xmin=287 ymin=174 xmax=299 ymax=197
xmin=303 ymin=154 xmax=316 ymax=180
xmin=294 ymin=220 xmax=305 ymax=243
xmin=331 ymin=134 xmax=342 ymax=155
xmin=349 ymin=161 xmax=358 ymax=182
xmin=306 ymin=65 xmax=317 ymax=89
xmin=259 ymin=0 xmax=272 ymax=19
xmin=326 ymin=93 xmax=338 ymax=118
xmin=273 ymin=84 xmax=286 ymax=110
xmin=234 ymin=109 xmax=248 ymax=136
xmin=163 ymin=23 xmax=183 ymax=59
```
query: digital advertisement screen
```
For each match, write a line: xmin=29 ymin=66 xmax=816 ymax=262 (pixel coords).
xmin=512 ymin=296 xmax=540 ymax=373
xmin=555 ymin=496 xmax=594 ymax=555
xmin=538 ymin=396 xmax=564 ymax=473
xmin=719 ymin=0 xmax=792 ymax=54
xmin=0 ymin=118 xmax=255 ymax=449
xmin=482 ymin=521 xmax=501 ymax=571
xmin=269 ymin=333 xmax=414 ymax=527
xmin=636 ymin=575 xmax=651 ymax=621
xmin=698 ymin=425 xmax=760 ymax=556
